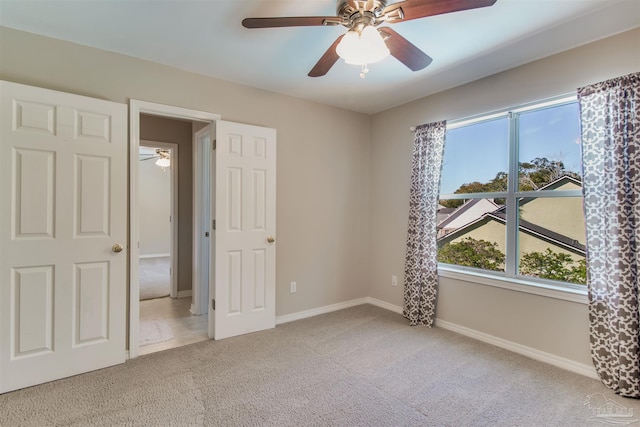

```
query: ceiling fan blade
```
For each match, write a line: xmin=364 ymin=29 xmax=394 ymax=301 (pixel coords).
xmin=308 ymin=35 xmax=344 ymax=77
xmin=379 ymin=27 xmax=432 ymax=71
xmin=242 ymin=16 xmax=339 ymax=29
xmin=140 ymin=156 xmax=159 ymax=161
xmin=383 ymin=0 xmax=497 ymax=23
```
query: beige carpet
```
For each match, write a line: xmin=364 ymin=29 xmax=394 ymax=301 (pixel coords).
xmin=1 ymin=305 xmax=639 ymax=426
xmin=139 ymin=257 xmax=170 ymax=300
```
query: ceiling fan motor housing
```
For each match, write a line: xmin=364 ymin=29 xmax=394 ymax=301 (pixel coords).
xmin=337 ymin=0 xmax=389 ymax=29
xmin=337 ymin=0 xmax=387 ymax=15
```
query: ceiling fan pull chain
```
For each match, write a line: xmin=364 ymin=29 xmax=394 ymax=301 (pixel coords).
xmin=360 ymin=64 xmax=370 ymax=79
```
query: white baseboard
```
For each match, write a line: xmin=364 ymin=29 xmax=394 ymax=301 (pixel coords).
xmin=279 ymin=296 xmax=598 ymax=380
xmin=275 ymin=298 xmax=369 ymax=325
xmin=177 ymin=290 xmax=192 ymax=298
xmin=435 ymin=318 xmax=599 ymax=379
xmin=365 ymin=297 xmax=403 ymax=314
xmin=139 ymin=253 xmax=170 ymax=259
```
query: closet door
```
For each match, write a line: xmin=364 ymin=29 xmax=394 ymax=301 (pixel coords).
xmin=0 ymin=81 xmax=127 ymax=393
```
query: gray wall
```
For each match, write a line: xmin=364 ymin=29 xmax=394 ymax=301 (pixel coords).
xmin=1 ymin=25 xmax=639 ymax=368
xmin=368 ymin=28 xmax=640 ymax=366
xmin=0 ymin=26 xmax=372 ymax=317
xmin=140 ymin=114 xmax=193 ymax=292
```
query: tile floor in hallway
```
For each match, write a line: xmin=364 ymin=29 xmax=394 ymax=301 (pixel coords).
xmin=139 ymin=296 xmax=209 ymax=356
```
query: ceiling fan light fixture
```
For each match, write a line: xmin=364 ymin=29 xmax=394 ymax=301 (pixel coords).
xmin=155 ymin=157 xmax=170 ymax=169
xmin=336 ymin=26 xmax=389 ymax=66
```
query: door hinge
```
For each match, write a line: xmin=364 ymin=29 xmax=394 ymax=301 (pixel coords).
xmin=213 ymin=139 xmax=217 ymax=150
xmin=213 ymin=220 xmax=216 ymax=230
xmin=205 ymin=232 xmax=209 ymax=237
xmin=212 ymin=299 xmax=215 ymax=310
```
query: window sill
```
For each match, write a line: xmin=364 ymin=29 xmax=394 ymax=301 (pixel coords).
xmin=437 ymin=264 xmax=588 ymax=304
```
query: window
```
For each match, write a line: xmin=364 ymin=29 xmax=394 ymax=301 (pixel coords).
xmin=437 ymin=97 xmax=586 ymax=289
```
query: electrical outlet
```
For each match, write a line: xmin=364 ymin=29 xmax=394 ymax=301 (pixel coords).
xmin=391 ymin=275 xmax=398 ymax=287
xmin=290 ymin=281 xmax=297 ymax=293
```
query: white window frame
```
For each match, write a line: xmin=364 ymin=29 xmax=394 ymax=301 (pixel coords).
xmin=438 ymin=94 xmax=587 ymax=303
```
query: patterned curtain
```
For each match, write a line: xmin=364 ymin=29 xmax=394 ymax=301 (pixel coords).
xmin=403 ymin=121 xmax=446 ymax=326
xmin=578 ymin=72 xmax=640 ymax=397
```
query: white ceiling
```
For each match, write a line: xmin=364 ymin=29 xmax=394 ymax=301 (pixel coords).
xmin=1 ymin=0 xmax=638 ymax=114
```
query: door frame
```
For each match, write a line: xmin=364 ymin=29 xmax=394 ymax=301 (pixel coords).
xmin=138 ymin=139 xmax=179 ymax=298
xmin=129 ymin=100 xmax=220 ymax=359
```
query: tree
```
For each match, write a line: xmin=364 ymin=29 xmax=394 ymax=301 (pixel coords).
xmin=519 ymin=249 xmax=586 ymax=284
xmin=437 ymin=238 xmax=505 ymax=271
xmin=439 ymin=198 xmax=465 ymax=209
xmin=518 ymin=157 xmax=580 ymax=190
xmin=440 ymin=157 xmax=580 ymax=208
xmin=440 ymin=172 xmax=507 ymax=208
xmin=438 ymin=240 xmax=586 ymax=285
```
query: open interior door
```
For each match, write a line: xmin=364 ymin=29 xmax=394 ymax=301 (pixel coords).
xmin=213 ymin=120 xmax=276 ymax=340
xmin=193 ymin=125 xmax=213 ymax=318
xmin=0 ymin=81 xmax=127 ymax=393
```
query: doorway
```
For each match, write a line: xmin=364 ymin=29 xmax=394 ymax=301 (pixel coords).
xmin=136 ymin=119 xmax=209 ymax=356
xmin=137 ymin=140 xmax=203 ymax=355
xmin=129 ymin=100 xmax=277 ymax=358
xmin=129 ymin=101 xmax=220 ymax=359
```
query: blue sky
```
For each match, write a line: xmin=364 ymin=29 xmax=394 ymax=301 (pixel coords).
xmin=440 ymin=102 xmax=582 ymax=195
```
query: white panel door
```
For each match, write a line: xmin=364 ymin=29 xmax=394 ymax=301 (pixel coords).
xmin=193 ymin=125 xmax=212 ymax=317
xmin=0 ymin=81 xmax=127 ymax=393
xmin=214 ymin=120 xmax=276 ymax=339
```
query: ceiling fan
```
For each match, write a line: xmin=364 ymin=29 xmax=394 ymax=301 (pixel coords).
xmin=139 ymin=149 xmax=171 ymax=170
xmin=242 ymin=0 xmax=497 ymax=78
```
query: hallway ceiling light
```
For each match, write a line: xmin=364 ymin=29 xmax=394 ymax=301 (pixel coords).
xmin=155 ymin=157 xmax=170 ymax=169
xmin=153 ymin=149 xmax=171 ymax=171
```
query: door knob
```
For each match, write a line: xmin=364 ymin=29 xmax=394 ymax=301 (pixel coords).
xmin=112 ymin=243 xmax=124 ymax=253
xmin=267 ymin=236 xmax=275 ymax=243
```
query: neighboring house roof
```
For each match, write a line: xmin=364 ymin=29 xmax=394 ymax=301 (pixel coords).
xmin=536 ymin=175 xmax=582 ymax=191
xmin=438 ymin=174 xmax=585 ymax=254
xmin=437 ymin=207 xmax=456 ymax=225
xmin=493 ymin=174 xmax=583 ymax=215
xmin=521 ymin=175 xmax=583 ymax=206
xmin=438 ymin=198 xmax=500 ymax=230
xmin=438 ymin=211 xmax=586 ymax=255
xmin=489 ymin=212 xmax=586 ymax=254
xmin=437 ymin=207 xmax=455 ymax=216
